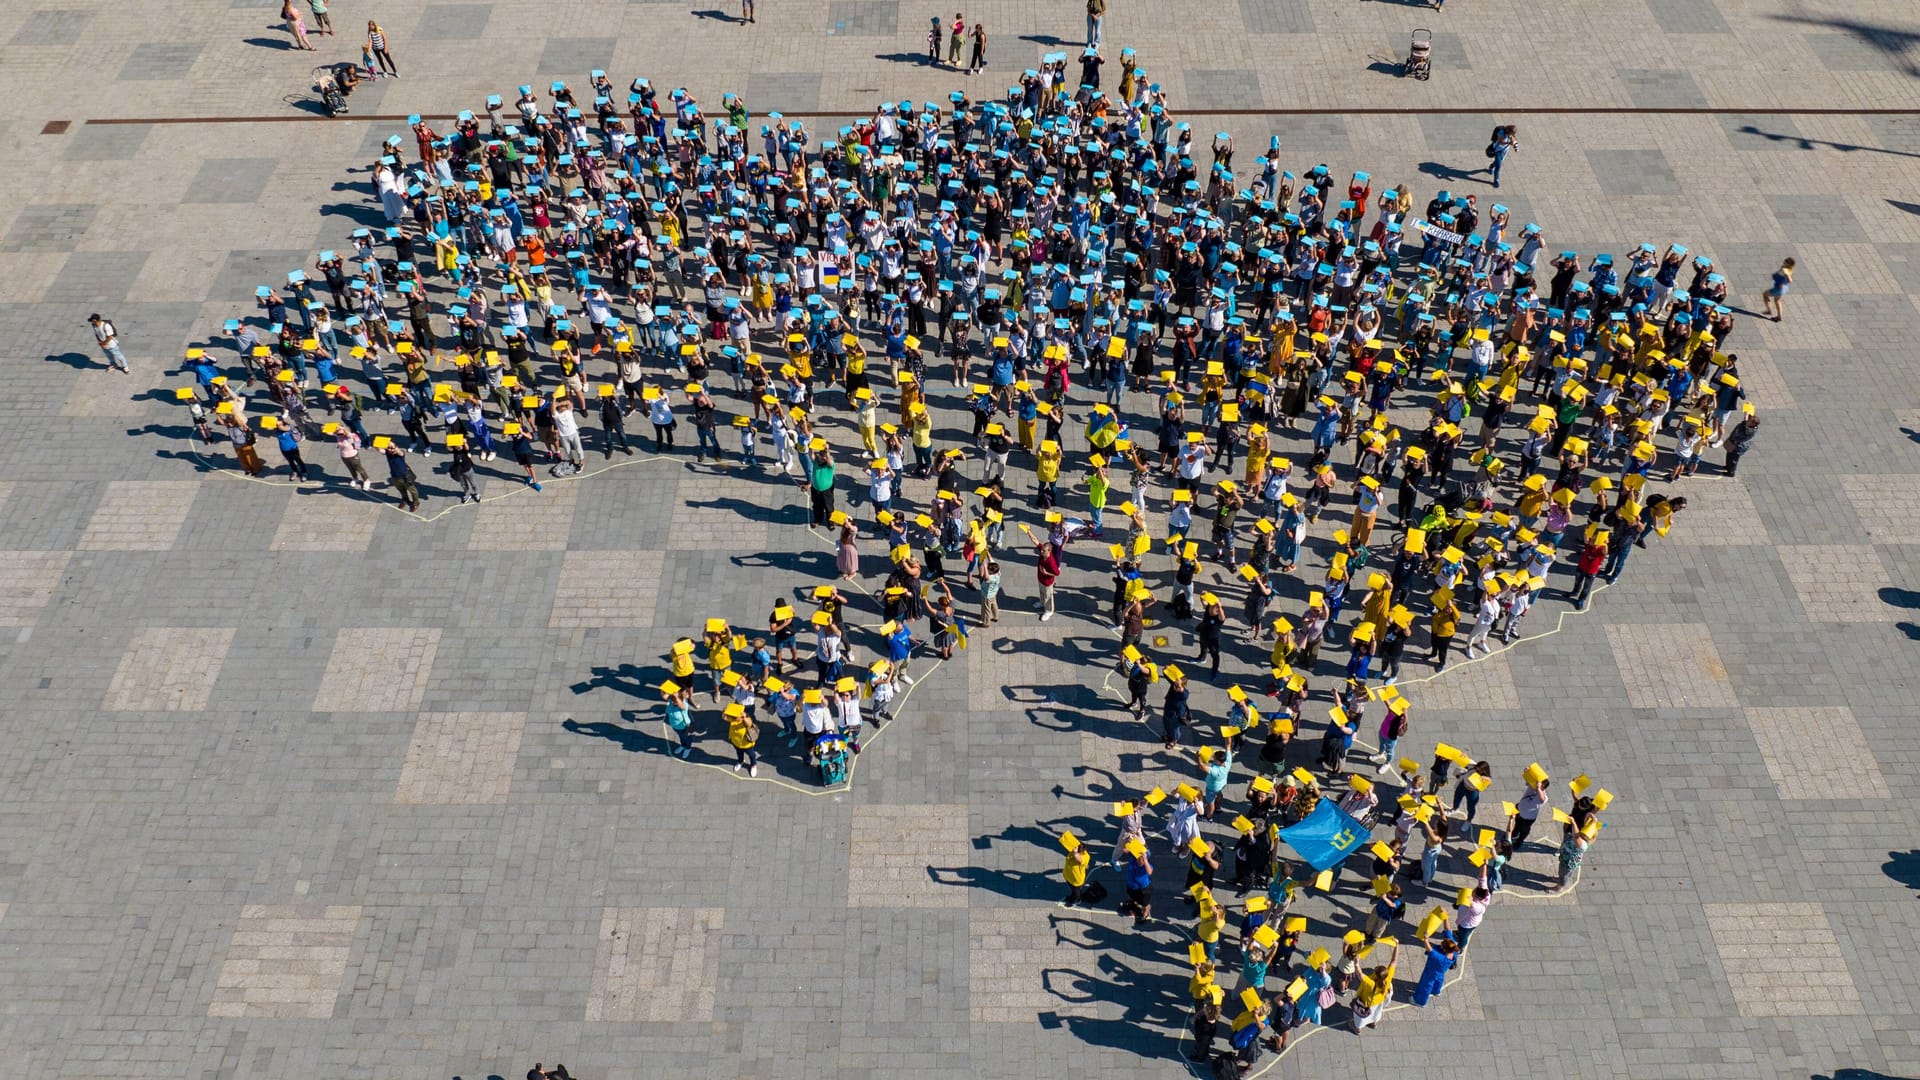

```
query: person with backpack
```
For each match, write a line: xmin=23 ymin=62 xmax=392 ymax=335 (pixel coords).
xmin=1225 ymin=999 xmax=1272 ymax=1072
xmin=88 ymin=314 xmax=129 ymax=374
xmin=1485 ymin=125 xmax=1518 ymax=189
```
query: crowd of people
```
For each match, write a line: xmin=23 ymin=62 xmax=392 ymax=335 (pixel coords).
xmin=150 ymin=39 xmax=1766 ymax=1072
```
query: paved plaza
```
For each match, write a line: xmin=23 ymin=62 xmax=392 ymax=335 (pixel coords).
xmin=3 ymin=0 xmax=1920 ymax=1078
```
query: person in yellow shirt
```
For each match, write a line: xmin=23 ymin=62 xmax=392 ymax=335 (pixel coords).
xmin=854 ymin=390 xmax=879 ymax=456
xmin=1187 ymin=960 xmax=1217 ymax=1003
xmin=1061 ymin=845 xmax=1092 ymax=907
xmin=1036 ymin=440 xmax=1062 ymax=508
xmin=1196 ymin=900 xmax=1225 ymax=964
xmin=725 ymin=704 xmax=759 ymax=777
xmin=669 ymin=638 xmax=697 ymax=682
xmin=1244 ymin=423 xmax=1269 ymax=488
xmin=1349 ymin=942 xmax=1400 ymax=1033
xmin=909 ymin=402 xmax=933 ymax=476
xmin=1429 ymin=589 xmax=1460 ymax=671
xmin=703 ymin=623 xmax=733 ymax=703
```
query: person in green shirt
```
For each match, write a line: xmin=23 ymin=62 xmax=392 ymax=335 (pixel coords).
xmin=1087 ymin=455 xmax=1111 ymax=531
xmin=808 ymin=447 xmax=836 ymax=526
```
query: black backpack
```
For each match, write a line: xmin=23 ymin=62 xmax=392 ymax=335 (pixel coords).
xmin=1485 ymin=126 xmax=1505 ymax=158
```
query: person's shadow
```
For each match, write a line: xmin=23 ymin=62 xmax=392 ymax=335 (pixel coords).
xmin=1886 ymin=850 xmax=1920 ymax=895
xmin=46 ymin=351 xmax=102 ymax=370
xmin=243 ymin=35 xmax=295 ymax=50
xmin=1419 ymin=160 xmax=1482 ymax=184
xmin=691 ymin=8 xmax=744 ymax=22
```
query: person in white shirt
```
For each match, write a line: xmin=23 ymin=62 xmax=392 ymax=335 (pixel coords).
xmin=868 ymin=463 xmax=894 ymax=516
xmin=552 ymin=398 xmax=584 ymax=467
xmin=1464 ymin=588 xmax=1501 ymax=657
xmin=1175 ymin=439 xmax=1209 ymax=498
xmin=1454 ymin=887 xmax=1489 ymax=953
xmin=648 ymin=393 xmax=676 ymax=451
xmin=800 ymin=691 xmax=834 ymax=735
xmin=1509 ymin=779 xmax=1550 ymax=848
xmin=89 ymin=314 xmax=129 ymax=374
xmin=836 ymin=688 xmax=864 ymax=752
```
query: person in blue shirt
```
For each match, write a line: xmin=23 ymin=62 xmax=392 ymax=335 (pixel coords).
xmin=382 ymin=444 xmax=421 ymax=512
xmin=1310 ymin=402 xmax=1340 ymax=454
xmin=1201 ymin=746 xmax=1233 ymax=819
xmin=1160 ymin=669 xmax=1191 ymax=749
xmin=274 ymin=424 xmax=309 ymax=481
xmin=1410 ymin=930 xmax=1459 ymax=1007
xmin=885 ymin=621 xmax=915 ymax=685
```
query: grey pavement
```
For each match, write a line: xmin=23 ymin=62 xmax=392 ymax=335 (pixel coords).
xmin=0 ymin=1 xmax=1919 ymax=1079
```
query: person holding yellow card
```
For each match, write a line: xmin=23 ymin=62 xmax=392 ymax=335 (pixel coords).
xmin=1410 ymin=924 xmax=1459 ymax=1008
xmin=1508 ymin=771 xmax=1551 ymax=849
xmin=1060 ymin=842 xmax=1097 ymax=908
xmin=1118 ymin=838 xmax=1154 ymax=927
xmin=1349 ymin=941 xmax=1400 ymax=1033
xmin=1296 ymin=948 xmax=1334 ymax=1027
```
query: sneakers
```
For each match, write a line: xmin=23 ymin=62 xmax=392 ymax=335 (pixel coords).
xmin=733 ymin=763 xmax=743 ymax=774
xmin=748 ymin=765 xmax=758 ymax=777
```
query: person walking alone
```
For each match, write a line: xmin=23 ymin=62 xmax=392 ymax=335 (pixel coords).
xmin=1485 ymin=124 xmax=1517 ymax=189
xmin=88 ymin=313 xmax=129 ymax=374
xmin=1760 ymin=257 xmax=1794 ymax=322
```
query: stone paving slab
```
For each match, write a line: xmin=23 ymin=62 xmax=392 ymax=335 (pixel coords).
xmin=3 ymin=1 xmax=1920 ymax=1077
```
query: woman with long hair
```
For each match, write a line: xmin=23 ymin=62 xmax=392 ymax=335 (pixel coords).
xmin=365 ymin=20 xmax=398 ymax=76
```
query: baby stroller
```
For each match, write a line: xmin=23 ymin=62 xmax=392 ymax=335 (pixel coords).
xmin=1403 ymin=29 xmax=1432 ymax=81
xmin=812 ymin=733 xmax=849 ymax=786
xmin=318 ymin=63 xmax=359 ymax=116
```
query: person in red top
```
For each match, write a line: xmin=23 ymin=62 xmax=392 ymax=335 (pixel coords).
xmin=1347 ymin=172 xmax=1372 ymax=231
xmin=1034 ymin=538 xmax=1061 ymax=621
xmin=1569 ymin=531 xmax=1608 ymax=610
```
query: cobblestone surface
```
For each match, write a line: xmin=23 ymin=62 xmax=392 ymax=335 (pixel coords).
xmin=3 ymin=1 xmax=1920 ymax=1077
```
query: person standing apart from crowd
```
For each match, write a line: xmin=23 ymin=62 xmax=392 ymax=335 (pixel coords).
xmin=1761 ymin=258 xmax=1794 ymax=322
xmin=946 ymin=13 xmax=966 ymax=66
xmin=741 ymin=0 xmax=755 ymax=23
xmin=1486 ymin=124 xmax=1517 ymax=189
xmin=1086 ymin=0 xmax=1105 ymax=49
xmin=283 ymin=0 xmax=316 ymax=48
xmin=967 ymin=20 xmax=986 ymax=74
xmin=89 ymin=314 xmax=129 ymax=374
xmin=307 ymin=0 xmax=333 ymax=35
xmin=365 ymin=20 xmax=398 ymax=76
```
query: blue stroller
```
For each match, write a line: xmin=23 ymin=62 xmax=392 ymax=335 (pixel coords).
xmin=812 ymin=734 xmax=849 ymax=786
